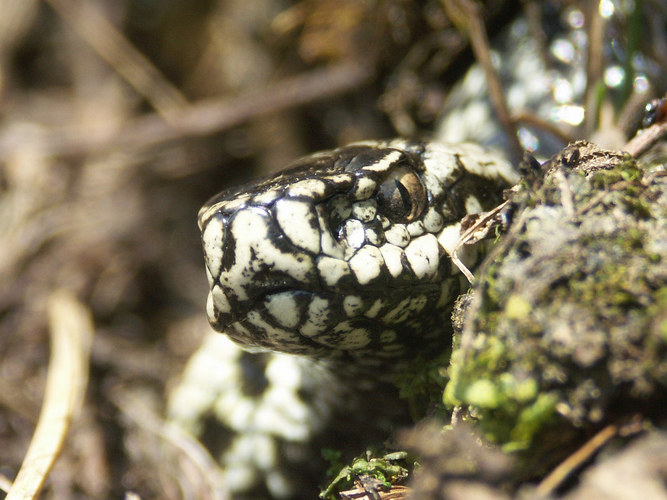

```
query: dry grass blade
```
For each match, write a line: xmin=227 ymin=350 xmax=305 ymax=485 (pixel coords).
xmin=6 ymin=291 xmax=93 ymax=500
xmin=44 ymin=0 xmax=188 ymax=122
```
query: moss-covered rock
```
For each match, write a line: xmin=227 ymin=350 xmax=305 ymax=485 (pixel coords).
xmin=445 ymin=141 xmax=667 ymax=456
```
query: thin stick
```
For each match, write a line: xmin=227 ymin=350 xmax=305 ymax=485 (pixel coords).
xmin=535 ymin=424 xmax=618 ymax=497
xmin=45 ymin=0 xmax=188 ymax=122
xmin=623 ymin=121 xmax=667 ymax=157
xmin=452 ymin=200 xmax=509 ymax=284
xmin=0 ymin=473 xmax=13 ymax=494
xmin=554 ymin=169 xmax=574 ymax=217
xmin=6 ymin=291 xmax=93 ymax=500
xmin=583 ymin=1 xmax=605 ymax=135
xmin=0 ymin=61 xmax=373 ymax=159
xmin=442 ymin=0 xmax=523 ymax=163
xmin=512 ymin=111 xmax=574 ymax=145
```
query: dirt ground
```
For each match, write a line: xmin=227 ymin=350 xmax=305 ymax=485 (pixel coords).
xmin=0 ymin=1 xmax=665 ymax=499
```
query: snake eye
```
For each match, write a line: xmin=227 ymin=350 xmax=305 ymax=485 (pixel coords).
xmin=376 ymin=167 xmax=426 ymax=223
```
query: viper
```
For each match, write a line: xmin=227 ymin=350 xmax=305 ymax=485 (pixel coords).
xmin=198 ymin=139 xmax=519 ymax=370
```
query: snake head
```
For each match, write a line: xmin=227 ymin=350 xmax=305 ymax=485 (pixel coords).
xmin=198 ymin=140 xmax=518 ymax=362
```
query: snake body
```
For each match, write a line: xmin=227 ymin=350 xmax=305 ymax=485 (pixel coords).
xmin=198 ymin=139 xmax=518 ymax=367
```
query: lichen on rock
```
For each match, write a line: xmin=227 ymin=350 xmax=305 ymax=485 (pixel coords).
xmin=445 ymin=141 xmax=667 ymax=458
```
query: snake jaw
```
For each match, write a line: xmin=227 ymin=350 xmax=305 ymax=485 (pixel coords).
xmin=199 ymin=140 xmax=517 ymax=362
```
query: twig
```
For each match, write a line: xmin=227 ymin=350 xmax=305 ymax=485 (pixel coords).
xmin=583 ymin=1 xmax=605 ymax=135
xmin=535 ymin=424 xmax=618 ymax=496
xmin=0 ymin=61 xmax=373 ymax=159
xmin=452 ymin=200 xmax=509 ymax=284
xmin=45 ymin=0 xmax=188 ymax=122
xmin=0 ymin=473 xmax=13 ymax=494
xmin=441 ymin=0 xmax=523 ymax=163
xmin=6 ymin=291 xmax=93 ymax=500
xmin=339 ymin=484 xmax=409 ymax=500
xmin=574 ymin=189 xmax=608 ymax=216
xmin=623 ymin=121 xmax=667 ymax=157
xmin=512 ymin=111 xmax=575 ymax=146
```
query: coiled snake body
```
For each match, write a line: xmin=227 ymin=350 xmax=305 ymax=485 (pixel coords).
xmin=198 ymin=139 xmax=519 ymax=369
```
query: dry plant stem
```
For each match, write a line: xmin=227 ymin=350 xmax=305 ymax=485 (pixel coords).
xmin=584 ymin=1 xmax=605 ymax=135
xmin=623 ymin=121 xmax=667 ymax=157
xmin=0 ymin=473 xmax=13 ymax=494
xmin=535 ymin=424 xmax=618 ymax=496
xmin=0 ymin=60 xmax=372 ymax=159
xmin=6 ymin=291 xmax=93 ymax=500
xmin=452 ymin=200 xmax=510 ymax=284
xmin=441 ymin=0 xmax=523 ymax=163
xmin=340 ymin=485 xmax=410 ymax=499
xmin=512 ymin=111 xmax=574 ymax=145
xmin=45 ymin=0 xmax=188 ymax=122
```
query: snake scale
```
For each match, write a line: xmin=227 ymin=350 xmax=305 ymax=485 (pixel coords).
xmin=198 ymin=139 xmax=519 ymax=371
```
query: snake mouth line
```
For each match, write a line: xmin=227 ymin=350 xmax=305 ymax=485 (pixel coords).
xmin=201 ymin=140 xmax=518 ymax=359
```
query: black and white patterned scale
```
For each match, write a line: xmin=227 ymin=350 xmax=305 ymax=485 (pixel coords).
xmin=172 ymin=140 xmax=518 ymax=498
xmin=198 ymin=139 xmax=518 ymax=368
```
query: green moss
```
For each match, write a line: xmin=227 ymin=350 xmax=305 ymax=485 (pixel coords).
xmin=505 ymin=294 xmax=532 ymax=320
xmin=394 ymin=349 xmax=452 ymax=419
xmin=320 ymin=450 xmax=410 ymax=499
xmin=463 ymin=379 xmax=501 ymax=408
xmin=445 ymin=339 xmax=559 ymax=447
xmin=590 ymin=155 xmax=641 ymax=189
xmin=442 ymin=143 xmax=667 ymax=463
xmin=509 ymin=392 xmax=558 ymax=448
xmin=375 ymin=143 xmax=666 ymax=491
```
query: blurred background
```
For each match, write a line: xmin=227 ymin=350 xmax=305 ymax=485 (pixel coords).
xmin=0 ymin=0 xmax=664 ymax=498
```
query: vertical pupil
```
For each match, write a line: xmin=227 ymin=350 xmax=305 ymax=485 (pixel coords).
xmin=395 ymin=180 xmax=412 ymax=214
